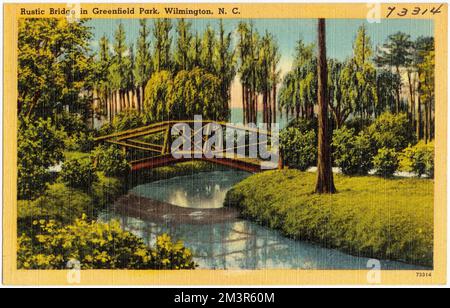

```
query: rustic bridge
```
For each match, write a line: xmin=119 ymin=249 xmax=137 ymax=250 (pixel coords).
xmin=94 ymin=120 xmax=280 ymax=173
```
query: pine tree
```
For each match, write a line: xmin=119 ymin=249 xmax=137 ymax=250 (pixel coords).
xmin=134 ymin=19 xmax=152 ymax=112
xmin=153 ymin=19 xmax=172 ymax=72
xmin=174 ymin=19 xmax=193 ymax=72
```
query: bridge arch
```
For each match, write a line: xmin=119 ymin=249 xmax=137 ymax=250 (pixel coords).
xmin=94 ymin=120 xmax=281 ymax=173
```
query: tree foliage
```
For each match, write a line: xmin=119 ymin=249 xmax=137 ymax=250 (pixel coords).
xmin=18 ymin=19 xmax=94 ymax=119
xmin=18 ymin=118 xmax=64 ymax=199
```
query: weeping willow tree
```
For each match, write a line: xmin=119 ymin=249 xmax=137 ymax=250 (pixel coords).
xmin=278 ymin=40 xmax=316 ymax=120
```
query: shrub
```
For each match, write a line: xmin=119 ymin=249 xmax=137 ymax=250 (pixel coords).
xmin=344 ymin=117 xmax=373 ymax=134
xmin=91 ymin=173 xmax=124 ymax=209
xmin=332 ymin=127 xmax=373 ymax=175
xmin=373 ymin=147 xmax=399 ymax=177
xmin=92 ymin=145 xmax=131 ymax=177
xmin=18 ymin=118 xmax=65 ymax=199
xmin=286 ymin=118 xmax=317 ymax=133
xmin=17 ymin=216 xmax=196 ymax=270
xmin=280 ymin=127 xmax=316 ymax=171
xmin=60 ymin=159 xmax=98 ymax=191
xmin=400 ymin=141 xmax=434 ymax=178
xmin=74 ymin=131 xmax=95 ymax=153
xmin=367 ymin=112 xmax=415 ymax=152
xmin=55 ymin=111 xmax=88 ymax=136
xmin=111 ymin=110 xmax=148 ymax=132
xmin=17 ymin=183 xmax=91 ymax=233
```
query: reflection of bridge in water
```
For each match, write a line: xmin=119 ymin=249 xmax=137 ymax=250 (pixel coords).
xmin=95 ymin=120 xmax=280 ymax=173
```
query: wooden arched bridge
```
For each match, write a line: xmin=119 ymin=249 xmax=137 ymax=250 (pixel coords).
xmin=94 ymin=120 xmax=280 ymax=173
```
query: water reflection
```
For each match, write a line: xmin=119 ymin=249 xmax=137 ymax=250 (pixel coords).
xmin=130 ymin=170 xmax=250 ymax=209
xmin=99 ymin=212 xmax=427 ymax=270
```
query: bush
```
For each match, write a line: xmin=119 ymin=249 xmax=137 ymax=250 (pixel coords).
xmin=92 ymin=145 xmax=131 ymax=177
xmin=373 ymin=147 xmax=399 ymax=177
xmin=111 ymin=110 xmax=148 ymax=132
xmin=91 ymin=173 xmax=124 ymax=209
xmin=344 ymin=117 xmax=373 ymax=134
xmin=69 ymin=131 xmax=95 ymax=153
xmin=367 ymin=112 xmax=415 ymax=152
xmin=400 ymin=141 xmax=434 ymax=178
xmin=286 ymin=118 xmax=317 ymax=133
xmin=332 ymin=127 xmax=373 ymax=175
xmin=60 ymin=159 xmax=98 ymax=191
xmin=55 ymin=111 xmax=88 ymax=136
xmin=280 ymin=127 xmax=316 ymax=171
xmin=225 ymin=170 xmax=433 ymax=267
xmin=17 ymin=216 xmax=196 ymax=270
xmin=18 ymin=118 xmax=65 ymax=199
xmin=17 ymin=183 xmax=92 ymax=232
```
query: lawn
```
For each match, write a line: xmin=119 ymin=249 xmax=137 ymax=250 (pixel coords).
xmin=225 ymin=169 xmax=434 ymax=267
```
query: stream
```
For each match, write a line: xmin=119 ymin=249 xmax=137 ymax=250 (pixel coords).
xmin=99 ymin=170 xmax=427 ymax=270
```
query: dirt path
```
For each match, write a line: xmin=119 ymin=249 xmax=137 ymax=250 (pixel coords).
xmin=111 ymin=193 xmax=240 ymax=225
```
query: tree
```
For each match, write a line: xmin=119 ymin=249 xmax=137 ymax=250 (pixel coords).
xmin=278 ymin=40 xmax=316 ymax=121
xmin=200 ymin=25 xmax=216 ymax=74
xmin=257 ymin=31 xmax=280 ymax=128
xmin=237 ymin=22 xmax=251 ymax=124
xmin=375 ymin=31 xmax=413 ymax=113
xmin=414 ymin=37 xmax=434 ymax=141
xmin=315 ymin=18 xmax=336 ymax=194
xmin=376 ymin=70 xmax=401 ymax=115
xmin=352 ymin=25 xmax=378 ymax=119
xmin=110 ymin=23 xmax=128 ymax=113
xmin=214 ymin=20 xmax=236 ymax=116
xmin=153 ymin=19 xmax=172 ymax=72
xmin=328 ymin=59 xmax=351 ymax=127
xmin=95 ymin=35 xmax=112 ymax=121
xmin=134 ymin=19 xmax=152 ymax=113
xmin=18 ymin=19 xmax=94 ymax=120
xmin=170 ymin=68 xmax=226 ymax=120
xmin=174 ymin=19 xmax=193 ymax=72
xmin=143 ymin=71 xmax=174 ymax=122
xmin=418 ymin=50 xmax=435 ymax=142
xmin=18 ymin=118 xmax=64 ymax=199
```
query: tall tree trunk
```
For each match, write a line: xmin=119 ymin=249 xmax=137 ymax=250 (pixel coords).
xmin=136 ymin=86 xmax=141 ymax=113
xmin=272 ymin=84 xmax=277 ymax=126
xmin=407 ymin=71 xmax=414 ymax=122
xmin=242 ymin=85 xmax=246 ymax=124
xmin=416 ymin=91 xmax=421 ymax=141
xmin=253 ymin=92 xmax=258 ymax=124
xmin=263 ymin=91 xmax=268 ymax=125
xmin=126 ymin=90 xmax=131 ymax=110
xmin=395 ymin=66 xmax=401 ymax=113
xmin=424 ymin=101 xmax=429 ymax=143
xmin=315 ymin=18 xmax=336 ymax=194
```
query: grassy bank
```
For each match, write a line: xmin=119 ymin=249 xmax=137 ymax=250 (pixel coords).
xmin=225 ymin=169 xmax=433 ymax=267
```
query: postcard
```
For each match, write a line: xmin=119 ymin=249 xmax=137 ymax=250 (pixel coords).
xmin=2 ymin=2 xmax=447 ymax=286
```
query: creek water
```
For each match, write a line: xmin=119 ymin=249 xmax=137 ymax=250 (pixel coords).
xmin=99 ymin=170 xmax=427 ymax=270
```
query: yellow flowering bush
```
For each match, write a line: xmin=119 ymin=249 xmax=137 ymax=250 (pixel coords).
xmin=18 ymin=216 xmax=196 ymax=270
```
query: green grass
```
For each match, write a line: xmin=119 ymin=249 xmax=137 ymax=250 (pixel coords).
xmin=225 ymin=169 xmax=434 ymax=267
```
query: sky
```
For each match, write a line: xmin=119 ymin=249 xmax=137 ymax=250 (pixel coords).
xmin=87 ymin=18 xmax=434 ymax=107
